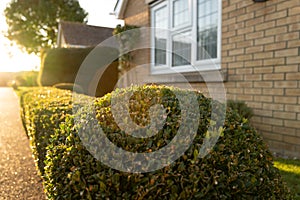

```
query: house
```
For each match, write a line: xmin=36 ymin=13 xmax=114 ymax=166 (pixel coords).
xmin=114 ymin=0 xmax=300 ymax=158
xmin=57 ymin=21 xmax=113 ymax=48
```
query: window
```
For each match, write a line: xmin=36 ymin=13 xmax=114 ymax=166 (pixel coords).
xmin=151 ymin=0 xmax=222 ymax=74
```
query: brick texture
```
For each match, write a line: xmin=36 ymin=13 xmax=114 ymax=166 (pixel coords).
xmin=223 ymin=0 xmax=300 ymax=158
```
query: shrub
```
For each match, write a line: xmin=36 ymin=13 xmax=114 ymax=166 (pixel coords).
xmin=21 ymin=85 xmax=292 ymax=199
xmin=227 ymin=100 xmax=254 ymax=119
xmin=38 ymin=47 xmax=119 ymax=97
xmin=21 ymin=87 xmax=73 ymax=175
xmin=14 ymin=71 xmax=39 ymax=87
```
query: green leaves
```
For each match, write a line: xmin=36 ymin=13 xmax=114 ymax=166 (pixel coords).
xmin=20 ymin=85 xmax=293 ymax=199
xmin=4 ymin=0 xmax=88 ymax=54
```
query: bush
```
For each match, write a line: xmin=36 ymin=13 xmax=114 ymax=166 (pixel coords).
xmin=227 ymin=100 xmax=254 ymax=119
xmin=38 ymin=47 xmax=119 ymax=97
xmin=21 ymin=87 xmax=73 ymax=175
xmin=20 ymin=85 xmax=293 ymax=199
xmin=14 ymin=71 xmax=39 ymax=87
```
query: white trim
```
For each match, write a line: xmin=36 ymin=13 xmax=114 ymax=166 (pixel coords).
xmin=114 ymin=0 xmax=128 ymax=19
xmin=150 ymin=0 xmax=222 ymax=75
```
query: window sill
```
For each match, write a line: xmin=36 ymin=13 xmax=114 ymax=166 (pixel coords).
xmin=145 ymin=69 xmax=228 ymax=84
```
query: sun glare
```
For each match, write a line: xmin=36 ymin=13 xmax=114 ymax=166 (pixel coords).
xmin=0 ymin=1 xmax=39 ymax=72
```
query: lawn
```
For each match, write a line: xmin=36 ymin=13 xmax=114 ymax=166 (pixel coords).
xmin=274 ymin=158 xmax=300 ymax=199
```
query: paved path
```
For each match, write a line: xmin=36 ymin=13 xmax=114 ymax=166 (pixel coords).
xmin=0 ymin=87 xmax=45 ymax=199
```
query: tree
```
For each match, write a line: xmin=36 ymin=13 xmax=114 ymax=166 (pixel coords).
xmin=4 ymin=0 xmax=88 ymax=54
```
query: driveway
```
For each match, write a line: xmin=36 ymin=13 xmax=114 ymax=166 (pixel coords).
xmin=0 ymin=87 xmax=45 ymax=199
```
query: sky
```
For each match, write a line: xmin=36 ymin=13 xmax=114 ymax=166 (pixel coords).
xmin=0 ymin=0 xmax=123 ymax=72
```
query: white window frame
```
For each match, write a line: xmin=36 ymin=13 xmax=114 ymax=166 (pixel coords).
xmin=151 ymin=0 xmax=222 ymax=75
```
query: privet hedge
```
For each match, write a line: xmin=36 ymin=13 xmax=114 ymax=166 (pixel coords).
xmin=20 ymin=86 xmax=293 ymax=199
xmin=38 ymin=47 xmax=119 ymax=97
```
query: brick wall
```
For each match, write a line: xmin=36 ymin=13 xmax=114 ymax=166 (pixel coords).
xmin=120 ymin=0 xmax=300 ymax=158
xmin=223 ymin=0 xmax=300 ymax=158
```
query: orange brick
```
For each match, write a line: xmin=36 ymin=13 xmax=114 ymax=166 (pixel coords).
xmin=236 ymin=81 xmax=253 ymax=88
xmin=277 ymin=15 xmax=300 ymax=26
xmin=223 ymin=4 xmax=237 ymax=13
xmin=228 ymin=74 xmax=243 ymax=81
xmin=229 ymin=48 xmax=245 ymax=56
xmin=223 ymin=30 xmax=236 ymax=39
xmin=236 ymin=12 xmax=255 ymax=23
xmin=229 ymin=8 xmax=246 ymax=18
xmin=236 ymin=68 xmax=253 ymax=75
xmin=264 ymin=42 xmax=287 ymax=51
xmin=223 ymin=17 xmax=237 ymax=26
xmin=237 ymin=0 xmax=254 ymax=9
xmin=253 ymin=51 xmax=274 ymax=59
xmin=287 ymin=40 xmax=300 ymax=48
xmin=236 ymin=54 xmax=253 ymax=61
xmin=244 ymin=60 xmax=263 ymax=67
xmin=275 ymin=48 xmax=299 ymax=57
xmin=263 ymin=88 xmax=284 ymax=96
xmin=236 ymin=40 xmax=254 ymax=49
xmin=263 ymin=58 xmax=285 ymax=66
xmin=255 ymin=36 xmax=275 ymax=45
xmin=286 ymin=89 xmax=300 ymax=96
xmin=255 ymin=21 xmax=275 ymax=31
xmin=274 ymin=81 xmax=298 ymax=88
xmin=254 ymin=95 xmax=273 ymax=103
xmin=274 ymin=65 xmax=298 ymax=73
xmin=245 ymin=16 xmax=264 ymax=27
xmin=289 ymin=23 xmax=300 ymax=31
xmin=277 ymin=0 xmax=300 ymax=11
xmin=254 ymin=81 xmax=273 ymax=88
xmin=228 ymin=61 xmax=244 ymax=68
xmin=286 ymin=72 xmax=300 ymax=80
xmin=276 ymin=32 xmax=300 ymax=42
xmin=244 ymin=74 xmax=262 ymax=81
xmin=263 ymin=73 xmax=284 ymax=81
xmin=265 ymin=10 xmax=288 ymax=21
xmin=287 ymin=56 xmax=300 ymax=64
xmin=246 ymin=46 xmax=263 ymax=54
xmin=265 ymin=26 xmax=288 ymax=36
xmin=255 ymin=5 xmax=276 ymax=17
xmin=244 ymin=88 xmax=262 ymax=95
xmin=289 ymin=6 xmax=300 ymax=16
xmin=245 ymin=31 xmax=264 ymax=40
xmin=254 ymin=66 xmax=273 ymax=74
xmin=228 ymin=35 xmax=245 ymax=43
xmin=274 ymin=96 xmax=297 ymax=104
xmin=237 ymin=26 xmax=254 ymax=35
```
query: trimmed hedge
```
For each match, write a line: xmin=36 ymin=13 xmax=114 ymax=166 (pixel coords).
xmin=20 ymin=86 xmax=293 ymax=199
xmin=39 ymin=47 xmax=119 ymax=97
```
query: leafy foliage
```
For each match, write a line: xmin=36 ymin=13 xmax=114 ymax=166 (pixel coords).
xmin=4 ymin=0 xmax=88 ymax=54
xmin=38 ymin=47 xmax=119 ymax=97
xmin=20 ymin=85 xmax=293 ymax=199
xmin=20 ymin=87 xmax=73 ymax=175
xmin=227 ymin=100 xmax=254 ymax=119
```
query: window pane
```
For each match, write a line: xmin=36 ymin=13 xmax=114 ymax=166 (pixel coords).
xmin=197 ymin=0 xmax=218 ymax=60
xmin=172 ymin=31 xmax=191 ymax=67
xmin=154 ymin=6 xmax=168 ymax=66
xmin=173 ymin=0 xmax=190 ymax=28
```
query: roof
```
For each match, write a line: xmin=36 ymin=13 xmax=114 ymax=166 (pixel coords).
xmin=58 ymin=21 xmax=114 ymax=47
